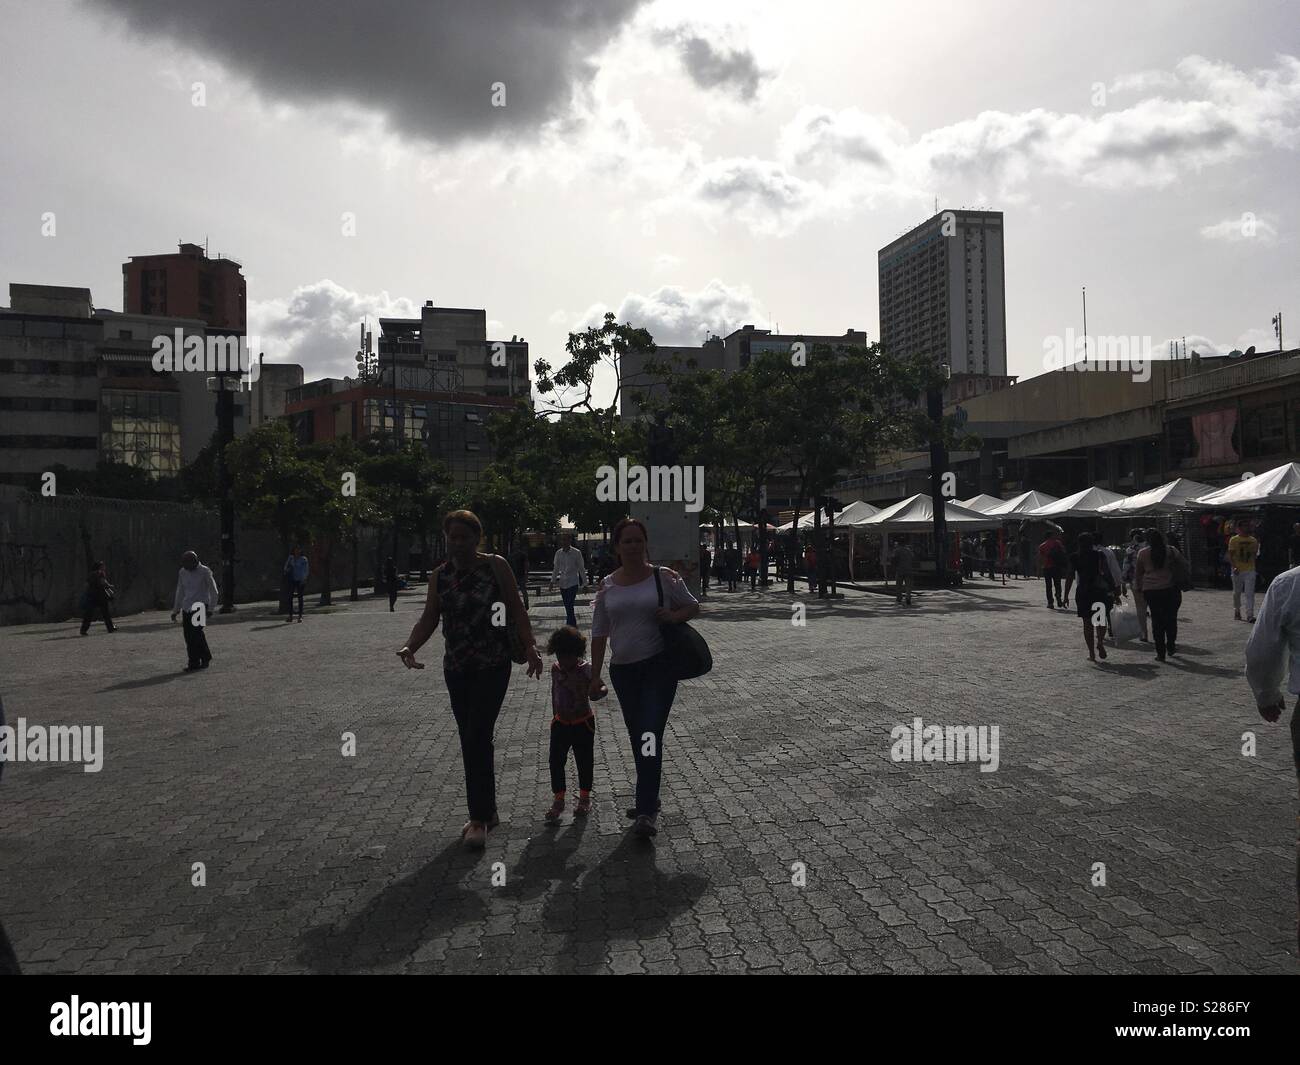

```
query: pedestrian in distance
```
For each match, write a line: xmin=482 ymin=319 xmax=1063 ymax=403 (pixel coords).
xmin=725 ymin=541 xmax=741 ymax=592
xmin=589 ymin=517 xmax=700 ymax=838
xmin=1069 ymin=532 xmax=1115 ymax=662
xmin=396 ymin=510 xmax=543 ymax=851
xmin=284 ymin=545 xmax=309 ymax=623
xmin=982 ymin=532 xmax=998 ymax=579
xmin=79 ymin=560 xmax=116 ymax=635
xmin=550 ymin=532 xmax=588 ymax=627
xmin=170 ymin=550 xmax=218 ymax=671
xmin=1228 ymin=518 xmax=1260 ymax=623
xmin=891 ymin=537 xmax=915 ymax=605
xmin=543 ymin=625 xmax=605 ymax=823
xmin=384 ymin=556 xmax=399 ymax=611
xmin=699 ymin=543 xmax=711 ymax=597
xmin=746 ymin=545 xmax=760 ymax=590
xmin=1038 ymin=530 xmax=1068 ymax=609
xmin=1135 ymin=528 xmax=1186 ymax=662
xmin=803 ymin=542 xmax=818 ymax=595
xmin=1122 ymin=529 xmax=1150 ymax=641
xmin=1018 ymin=531 xmax=1033 ymax=580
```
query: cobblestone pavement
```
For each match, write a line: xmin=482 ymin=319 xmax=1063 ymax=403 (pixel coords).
xmin=1 ymin=576 xmax=1296 ymax=974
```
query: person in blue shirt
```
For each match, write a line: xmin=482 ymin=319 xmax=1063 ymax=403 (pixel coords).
xmin=284 ymin=546 xmax=310 ymax=623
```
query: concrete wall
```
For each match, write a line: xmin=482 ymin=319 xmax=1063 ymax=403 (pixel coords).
xmin=0 ymin=485 xmax=387 ymax=625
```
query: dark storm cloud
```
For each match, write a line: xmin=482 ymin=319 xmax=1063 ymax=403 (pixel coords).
xmin=89 ymin=0 xmax=649 ymax=144
xmin=656 ymin=27 xmax=770 ymax=101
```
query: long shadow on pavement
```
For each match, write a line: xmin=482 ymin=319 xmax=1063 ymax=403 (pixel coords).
xmin=296 ymin=839 xmax=488 ymax=973
xmin=98 ymin=672 xmax=191 ymax=693
xmin=540 ymin=829 xmax=709 ymax=973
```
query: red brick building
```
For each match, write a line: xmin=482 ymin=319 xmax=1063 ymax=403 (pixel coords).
xmin=122 ymin=243 xmax=246 ymax=331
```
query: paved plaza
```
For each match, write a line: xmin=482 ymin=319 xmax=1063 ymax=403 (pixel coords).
xmin=1 ymin=577 xmax=1296 ymax=974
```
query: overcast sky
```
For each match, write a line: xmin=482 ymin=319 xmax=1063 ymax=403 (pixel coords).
xmin=2 ymin=0 xmax=1297 ymax=397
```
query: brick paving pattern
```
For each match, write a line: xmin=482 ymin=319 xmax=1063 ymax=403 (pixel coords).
xmin=1 ymin=577 xmax=1296 ymax=974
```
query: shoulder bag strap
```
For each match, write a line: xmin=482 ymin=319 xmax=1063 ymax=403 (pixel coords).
xmin=653 ymin=565 xmax=664 ymax=608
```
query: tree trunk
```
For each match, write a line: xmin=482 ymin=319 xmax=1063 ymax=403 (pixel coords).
xmin=813 ymin=497 xmax=826 ymax=599
xmin=786 ymin=476 xmax=808 ymax=594
xmin=278 ymin=534 xmax=292 ymax=613
xmin=349 ymin=530 xmax=359 ymax=602
xmin=319 ymin=540 xmax=333 ymax=606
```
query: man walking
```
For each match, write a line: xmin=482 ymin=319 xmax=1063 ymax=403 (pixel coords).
xmin=1228 ymin=519 xmax=1260 ymax=622
xmin=171 ymin=550 xmax=219 ymax=671
xmin=1244 ymin=560 xmax=1300 ymax=950
xmin=699 ymin=543 xmax=711 ymax=598
xmin=284 ymin=545 xmax=309 ymax=623
xmin=551 ymin=533 xmax=588 ymax=627
xmin=1039 ymin=530 xmax=1068 ymax=608
xmin=891 ymin=537 xmax=915 ymax=606
xmin=384 ymin=556 xmax=399 ymax=611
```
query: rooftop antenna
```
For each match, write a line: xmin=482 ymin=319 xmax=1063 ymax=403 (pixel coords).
xmin=934 ymin=196 xmax=938 ymax=214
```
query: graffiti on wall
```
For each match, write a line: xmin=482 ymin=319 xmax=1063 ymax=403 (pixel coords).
xmin=0 ymin=543 xmax=53 ymax=611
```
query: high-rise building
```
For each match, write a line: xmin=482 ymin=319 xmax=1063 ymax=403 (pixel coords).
xmin=122 ymin=242 xmax=247 ymax=332
xmin=877 ymin=209 xmax=1007 ymax=379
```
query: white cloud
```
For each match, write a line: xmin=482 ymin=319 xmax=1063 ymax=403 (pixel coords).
xmin=249 ymin=280 xmax=420 ymax=379
xmin=572 ymin=279 xmax=767 ymax=345
xmin=1200 ymin=213 xmax=1279 ymax=243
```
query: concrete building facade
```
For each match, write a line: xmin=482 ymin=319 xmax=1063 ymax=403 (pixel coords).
xmin=878 ymin=209 xmax=1008 ymax=379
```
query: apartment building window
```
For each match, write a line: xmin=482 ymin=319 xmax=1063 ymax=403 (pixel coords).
xmin=0 ymin=434 xmax=97 ymax=449
xmin=0 ymin=396 xmax=97 ymax=412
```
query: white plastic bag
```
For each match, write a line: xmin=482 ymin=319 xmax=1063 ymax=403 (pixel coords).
xmin=1109 ymin=601 xmax=1140 ymax=641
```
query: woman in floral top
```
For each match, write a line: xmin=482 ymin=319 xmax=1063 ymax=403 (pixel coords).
xmin=397 ymin=510 xmax=543 ymax=850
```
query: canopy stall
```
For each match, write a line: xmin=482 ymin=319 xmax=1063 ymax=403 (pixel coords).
xmin=1027 ymin=486 xmax=1127 ymax=518
xmin=856 ymin=494 xmax=1001 ymax=582
xmin=1185 ymin=462 xmax=1300 ymax=508
xmin=958 ymin=493 xmax=1005 ymax=513
xmin=985 ymin=490 xmax=1060 ymax=516
xmin=1097 ymin=478 xmax=1216 ymax=516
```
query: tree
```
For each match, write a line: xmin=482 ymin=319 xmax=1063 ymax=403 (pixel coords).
xmin=359 ymin=437 xmax=450 ymax=579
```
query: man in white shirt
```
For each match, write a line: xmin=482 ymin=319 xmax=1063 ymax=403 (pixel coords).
xmin=171 ymin=550 xmax=220 ymax=671
xmin=1244 ymin=563 xmax=1300 ymax=951
xmin=550 ymin=533 xmax=588 ymax=627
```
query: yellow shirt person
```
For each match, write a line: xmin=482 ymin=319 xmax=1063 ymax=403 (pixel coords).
xmin=1228 ymin=533 xmax=1259 ymax=573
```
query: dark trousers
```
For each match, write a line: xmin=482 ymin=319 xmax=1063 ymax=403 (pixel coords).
xmin=983 ymin=555 xmax=997 ymax=578
xmin=701 ymin=567 xmax=710 ymax=592
xmin=609 ymin=652 xmax=678 ymax=817
xmin=288 ymin=580 xmax=305 ymax=618
xmin=1144 ymin=587 xmax=1182 ymax=656
xmin=560 ymin=585 xmax=578 ymax=627
xmin=445 ymin=664 xmax=511 ymax=822
xmin=80 ymin=597 xmax=114 ymax=634
xmin=727 ymin=565 xmax=738 ymax=592
xmin=388 ymin=588 xmax=398 ymax=611
xmin=549 ymin=717 xmax=595 ymax=793
xmin=182 ymin=611 xmax=212 ymax=667
xmin=1044 ymin=572 xmax=1063 ymax=605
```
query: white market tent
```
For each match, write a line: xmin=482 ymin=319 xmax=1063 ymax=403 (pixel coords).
xmin=774 ymin=509 xmax=840 ymax=532
xmin=835 ymin=500 xmax=880 ymax=525
xmin=1028 ymin=486 xmax=1127 ymax=518
xmin=1097 ymin=478 xmax=1216 ymax=516
xmin=1184 ymin=462 xmax=1300 ymax=508
xmin=984 ymin=490 xmax=1060 ymax=516
xmin=958 ymin=493 xmax=1005 ymax=513
xmin=857 ymin=493 xmax=1003 ymax=531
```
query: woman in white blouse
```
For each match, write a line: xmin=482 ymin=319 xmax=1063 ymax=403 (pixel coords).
xmin=590 ymin=518 xmax=700 ymax=837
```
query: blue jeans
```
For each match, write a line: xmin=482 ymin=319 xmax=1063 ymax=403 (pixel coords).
xmin=560 ymin=584 xmax=578 ymax=626
xmin=609 ymin=651 xmax=678 ymax=817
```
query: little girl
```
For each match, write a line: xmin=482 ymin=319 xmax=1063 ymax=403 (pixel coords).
xmin=545 ymin=625 xmax=605 ymax=822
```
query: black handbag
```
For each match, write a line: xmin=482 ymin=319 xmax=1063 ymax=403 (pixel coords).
xmin=653 ymin=567 xmax=711 ymax=680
